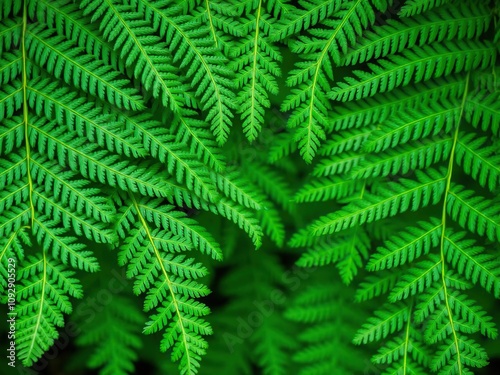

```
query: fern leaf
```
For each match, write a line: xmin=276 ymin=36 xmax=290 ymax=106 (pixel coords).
xmin=120 ymin=111 xmax=220 ymax=202
xmin=26 ymin=25 xmax=145 ymax=110
xmin=353 ymin=137 xmax=452 ymax=179
xmin=28 ymin=77 xmax=146 ymax=158
xmin=465 ymin=89 xmax=500 ymax=136
xmin=399 ymin=0 xmax=453 ymax=17
xmin=0 ymin=196 xmax=29 ymax=236
xmin=307 ymin=168 xmax=446 ymax=236
xmin=0 ymin=82 xmax=22 ymax=122
xmin=138 ymin=0 xmax=235 ymax=144
xmin=29 ymin=117 xmax=173 ymax=198
xmin=270 ymin=0 xmax=341 ymax=41
xmin=444 ymin=230 xmax=500 ymax=298
xmin=344 ymin=3 xmax=491 ymax=65
xmin=447 ymin=184 xmax=500 ymax=242
xmin=362 ymin=100 xmax=459 ymax=153
xmin=80 ymin=0 xmax=189 ymax=110
xmin=354 ymin=303 xmax=410 ymax=345
xmin=32 ymin=188 xmax=115 ymax=244
xmin=0 ymin=116 xmax=23 ymax=155
xmin=331 ymin=41 xmax=496 ymax=102
xmin=30 ymin=155 xmax=115 ymax=223
xmin=283 ymin=0 xmax=376 ymax=162
xmin=295 ymin=176 xmax=364 ymax=203
xmin=231 ymin=0 xmax=282 ymax=141
xmin=76 ymin=293 xmax=144 ymax=375
xmin=16 ymin=253 xmax=82 ymax=366
xmin=32 ymin=0 xmax=120 ymax=70
xmin=367 ymin=218 xmax=442 ymax=272
xmin=0 ymin=51 xmax=21 ymax=84
xmin=328 ymin=76 xmax=466 ymax=131
xmin=135 ymin=198 xmax=222 ymax=260
xmin=0 ymin=17 xmax=21 ymax=55
xmin=117 ymin=194 xmax=214 ymax=375
xmin=455 ymin=132 xmax=500 ymax=191
xmin=355 ymin=272 xmax=399 ymax=302
xmin=389 ymin=255 xmax=442 ymax=302
xmin=32 ymin=216 xmax=100 ymax=272
xmin=207 ymin=198 xmax=263 ymax=248
xmin=211 ymin=169 xmax=263 ymax=210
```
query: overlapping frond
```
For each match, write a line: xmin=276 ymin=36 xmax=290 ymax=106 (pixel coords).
xmin=283 ymin=0 xmax=377 ymax=162
xmin=115 ymin=193 xmax=214 ymax=374
xmin=291 ymin=1 xmax=500 ymax=373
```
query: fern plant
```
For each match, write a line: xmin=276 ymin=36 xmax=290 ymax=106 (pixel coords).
xmin=0 ymin=0 xmax=499 ymax=375
xmin=289 ymin=0 xmax=500 ymax=374
xmin=0 ymin=0 xmax=286 ymax=373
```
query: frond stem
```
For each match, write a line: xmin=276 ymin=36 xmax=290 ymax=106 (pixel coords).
xmin=205 ymin=0 xmax=218 ymax=47
xmin=438 ymin=72 xmax=470 ymax=375
xmin=402 ymin=301 xmax=413 ymax=375
xmin=26 ymin=250 xmax=48 ymax=361
xmin=131 ymin=195 xmax=193 ymax=373
xmin=21 ymin=0 xmax=34 ymax=227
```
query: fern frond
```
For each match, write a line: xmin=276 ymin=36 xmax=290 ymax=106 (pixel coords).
xmin=353 ymin=303 xmax=410 ymax=345
xmin=0 ymin=17 xmax=21 ymax=55
xmin=331 ymin=41 xmax=496 ymax=102
xmin=0 ymin=82 xmax=22 ymax=122
xmin=0 ymin=116 xmax=23 ymax=154
xmin=444 ymin=230 xmax=500 ymax=298
xmin=32 ymin=215 xmax=100 ymax=272
xmin=30 ymin=155 xmax=115 ymax=223
xmin=120 ymin=111 xmax=220 ymax=202
xmin=0 ymin=0 xmax=21 ymax=20
xmin=31 ymin=0 xmax=120 ymax=70
xmin=29 ymin=117 xmax=173 ymax=198
xmin=362 ymin=100 xmax=459 ymax=153
xmin=447 ymin=184 xmax=500 ymax=242
xmin=296 ymin=227 xmax=370 ymax=284
xmin=134 ymin=198 xmax=222 ymax=260
xmin=367 ymin=218 xmax=442 ymax=272
xmin=207 ymin=198 xmax=263 ymax=248
xmin=76 ymin=293 xmax=144 ymax=375
xmin=26 ymin=25 xmax=145 ymax=110
xmin=230 ymin=0 xmax=283 ymax=141
xmin=117 ymin=194 xmax=214 ymax=374
xmin=16 ymin=253 xmax=83 ymax=366
xmin=465 ymin=89 xmax=500 ymax=136
xmin=389 ymin=255 xmax=441 ymax=302
xmin=28 ymin=77 xmax=145 ymax=158
xmin=0 ymin=199 xmax=29 ymax=237
xmin=328 ymin=76 xmax=466 ymax=131
xmin=32 ymin=188 xmax=115 ymax=244
xmin=283 ymin=0 xmax=376 ymax=162
xmin=455 ymin=132 xmax=500 ymax=192
xmin=353 ymin=137 xmax=452 ymax=179
xmin=295 ymin=176 xmax=364 ymax=203
xmin=399 ymin=0 xmax=453 ymax=17
xmin=80 ymin=0 xmax=190 ymax=110
xmin=211 ymin=169 xmax=263 ymax=210
xmin=138 ymin=0 xmax=235 ymax=144
xmin=0 ymin=51 xmax=21 ymax=84
xmin=307 ymin=168 xmax=446 ymax=236
xmin=355 ymin=272 xmax=399 ymax=302
xmin=344 ymin=3 xmax=491 ymax=65
xmin=257 ymin=202 xmax=286 ymax=247
xmin=313 ymin=150 xmax=364 ymax=177
xmin=270 ymin=0 xmax=341 ymax=41
xmin=171 ymin=108 xmax=226 ymax=173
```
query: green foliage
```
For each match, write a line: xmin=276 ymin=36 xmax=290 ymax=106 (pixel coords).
xmin=290 ymin=0 xmax=500 ymax=374
xmin=1 ymin=1 xmax=499 ymax=375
